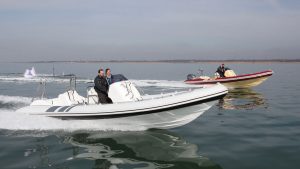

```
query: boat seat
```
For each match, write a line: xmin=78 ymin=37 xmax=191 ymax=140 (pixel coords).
xmin=66 ymin=90 xmax=85 ymax=104
xmin=50 ymin=90 xmax=85 ymax=106
xmin=224 ymin=70 xmax=236 ymax=77
xmin=200 ymin=76 xmax=210 ymax=80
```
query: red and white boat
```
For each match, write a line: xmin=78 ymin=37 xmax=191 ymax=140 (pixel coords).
xmin=185 ymin=70 xmax=273 ymax=89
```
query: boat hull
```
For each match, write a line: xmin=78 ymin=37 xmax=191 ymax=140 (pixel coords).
xmin=219 ymin=75 xmax=270 ymax=88
xmin=53 ymin=102 xmax=214 ymax=130
xmin=185 ymin=70 xmax=273 ymax=89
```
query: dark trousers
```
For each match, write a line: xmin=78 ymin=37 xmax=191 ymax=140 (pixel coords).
xmin=97 ymin=92 xmax=113 ymax=104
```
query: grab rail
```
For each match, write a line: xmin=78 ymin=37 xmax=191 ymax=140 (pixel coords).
xmin=32 ymin=78 xmax=47 ymax=102
xmin=86 ymin=82 xmax=98 ymax=104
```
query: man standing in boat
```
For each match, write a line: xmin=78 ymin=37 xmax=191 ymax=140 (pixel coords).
xmin=94 ymin=69 xmax=112 ymax=104
xmin=216 ymin=64 xmax=227 ymax=77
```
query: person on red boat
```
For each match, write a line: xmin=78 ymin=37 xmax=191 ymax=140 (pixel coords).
xmin=216 ymin=64 xmax=229 ymax=77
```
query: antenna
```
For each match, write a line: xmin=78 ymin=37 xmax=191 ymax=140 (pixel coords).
xmin=32 ymin=78 xmax=47 ymax=101
xmin=52 ymin=64 xmax=55 ymax=76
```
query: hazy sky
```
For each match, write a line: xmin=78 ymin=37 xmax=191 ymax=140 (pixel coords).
xmin=0 ymin=0 xmax=299 ymax=61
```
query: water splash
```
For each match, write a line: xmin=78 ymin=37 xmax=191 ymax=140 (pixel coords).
xmin=0 ymin=95 xmax=32 ymax=110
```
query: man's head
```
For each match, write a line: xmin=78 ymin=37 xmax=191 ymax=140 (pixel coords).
xmin=98 ymin=68 xmax=104 ymax=77
xmin=221 ymin=64 xmax=224 ymax=68
xmin=105 ymin=68 xmax=111 ymax=77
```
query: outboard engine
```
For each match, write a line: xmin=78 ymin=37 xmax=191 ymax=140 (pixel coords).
xmin=187 ymin=74 xmax=196 ymax=80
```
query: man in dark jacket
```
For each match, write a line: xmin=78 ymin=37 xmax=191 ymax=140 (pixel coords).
xmin=94 ymin=69 xmax=112 ymax=104
xmin=216 ymin=64 xmax=229 ymax=77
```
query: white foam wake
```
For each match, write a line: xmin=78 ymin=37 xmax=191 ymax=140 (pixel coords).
xmin=0 ymin=74 xmax=197 ymax=89
xmin=131 ymin=79 xmax=197 ymax=88
xmin=0 ymin=95 xmax=32 ymax=111
xmin=0 ymin=95 xmax=32 ymax=105
xmin=0 ymin=74 xmax=92 ymax=83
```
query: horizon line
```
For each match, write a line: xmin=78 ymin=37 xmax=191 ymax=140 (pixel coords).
xmin=4 ymin=58 xmax=300 ymax=64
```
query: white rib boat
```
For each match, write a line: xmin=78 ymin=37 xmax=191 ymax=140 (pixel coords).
xmin=16 ymin=75 xmax=228 ymax=129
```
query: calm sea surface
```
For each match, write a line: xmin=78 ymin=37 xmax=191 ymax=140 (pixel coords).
xmin=0 ymin=62 xmax=299 ymax=169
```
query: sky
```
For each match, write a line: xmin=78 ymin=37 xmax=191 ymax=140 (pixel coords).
xmin=0 ymin=0 xmax=299 ymax=62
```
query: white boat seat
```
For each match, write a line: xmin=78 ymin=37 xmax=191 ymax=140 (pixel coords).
xmin=49 ymin=90 xmax=85 ymax=106
xmin=66 ymin=90 xmax=85 ymax=104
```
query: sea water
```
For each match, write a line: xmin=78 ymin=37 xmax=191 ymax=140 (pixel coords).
xmin=0 ymin=62 xmax=299 ymax=169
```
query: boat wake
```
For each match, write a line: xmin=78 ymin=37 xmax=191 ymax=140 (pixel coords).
xmin=0 ymin=95 xmax=31 ymax=110
xmin=0 ymin=74 xmax=91 ymax=83
xmin=0 ymin=74 xmax=196 ymax=89
xmin=131 ymin=79 xmax=198 ymax=88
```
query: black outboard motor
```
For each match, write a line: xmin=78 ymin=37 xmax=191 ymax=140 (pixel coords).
xmin=187 ymin=74 xmax=196 ymax=80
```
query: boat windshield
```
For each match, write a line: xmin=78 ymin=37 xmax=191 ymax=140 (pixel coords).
xmin=112 ymin=74 xmax=128 ymax=83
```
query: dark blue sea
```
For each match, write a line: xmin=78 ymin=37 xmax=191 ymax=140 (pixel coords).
xmin=0 ymin=62 xmax=299 ymax=169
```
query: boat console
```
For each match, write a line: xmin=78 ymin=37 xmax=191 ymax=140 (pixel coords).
xmin=31 ymin=74 xmax=143 ymax=106
xmin=88 ymin=75 xmax=142 ymax=103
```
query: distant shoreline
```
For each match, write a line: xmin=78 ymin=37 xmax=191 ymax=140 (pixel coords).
xmin=5 ymin=59 xmax=300 ymax=64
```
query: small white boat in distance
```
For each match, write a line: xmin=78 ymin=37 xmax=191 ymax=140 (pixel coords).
xmin=16 ymin=74 xmax=228 ymax=130
xmin=24 ymin=67 xmax=37 ymax=78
